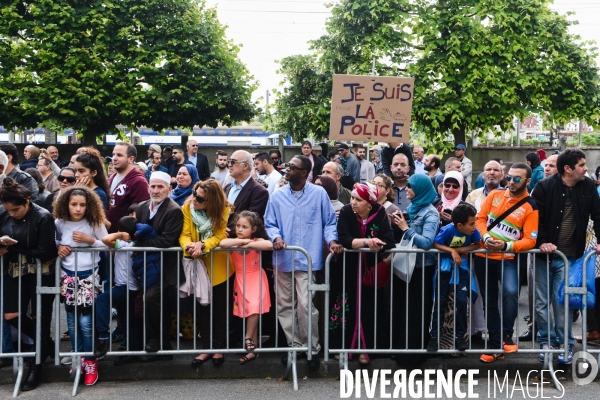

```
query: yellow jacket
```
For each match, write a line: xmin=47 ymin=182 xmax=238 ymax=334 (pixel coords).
xmin=179 ymin=200 xmax=233 ymax=286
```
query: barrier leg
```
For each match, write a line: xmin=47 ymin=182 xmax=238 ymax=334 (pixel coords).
xmin=283 ymin=351 xmax=298 ymax=391
xmin=12 ymin=357 xmax=24 ymax=398
xmin=72 ymin=355 xmax=82 ymax=397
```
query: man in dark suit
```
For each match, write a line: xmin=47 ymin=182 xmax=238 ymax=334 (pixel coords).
xmin=133 ymin=171 xmax=183 ymax=363
xmin=223 ymin=150 xmax=269 ymax=235
xmin=185 ymin=139 xmax=211 ymax=181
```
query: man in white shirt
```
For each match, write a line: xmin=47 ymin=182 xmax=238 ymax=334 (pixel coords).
xmin=254 ymin=152 xmax=282 ymax=195
xmin=454 ymin=144 xmax=473 ymax=188
xmin=356 ymin=145 xmax=375 ymax=183
xmin=413 ymin=146 xmax=426 ymax=175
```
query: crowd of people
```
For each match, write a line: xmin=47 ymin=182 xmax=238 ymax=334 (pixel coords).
xmin=0 ymin=140 xmax=599 ymax=393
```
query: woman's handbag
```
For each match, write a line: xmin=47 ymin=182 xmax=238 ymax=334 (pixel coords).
xmin=363 ymin=260 xmax=391 ymax=288
xmin=8 ymin=255 xmax=56 ymax=278
xmin=392 ymin=232 xmax=417 ymax=282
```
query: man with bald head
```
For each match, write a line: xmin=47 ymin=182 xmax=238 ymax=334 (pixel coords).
xmin=321 ymin=161 xmax=352 ymax=204
xmin=47 ymin=145 xmax=69 ymax=168
xmin=466 ymin=161 xmax=504 ymax=211
xmin=223 ymin=150 xmax=269 ymax=236
xmin=391 ymin=153 xmax=412 ymax=211
xmin=544 ymin=154 xmax=558 ymax=178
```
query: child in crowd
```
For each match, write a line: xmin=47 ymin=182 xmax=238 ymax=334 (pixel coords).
xmin=54 ymin=187 xmax=109 ymax=386
xmin=219 ymin=211 xmax=273 ymax=365
xmin=427 ymin=203 xmax=480 ymax=352
xmin=93 ymin=215 xmax=143 ymax=365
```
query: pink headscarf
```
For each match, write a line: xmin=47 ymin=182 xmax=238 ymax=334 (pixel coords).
xmin=536 ymin=149 xmax=547 ymax=162
xmin=352 ymin=183 xmax=379 ymax=205
xmin=441 ymin=171 xmax=464 ymax=211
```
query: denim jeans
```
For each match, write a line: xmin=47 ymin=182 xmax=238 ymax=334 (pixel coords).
xmin=474 ymin=257 xmax=519 ymax=350
xmin=430 ymin=268 xmax=470 ymax=339
xmin=535 ymin=255 xmax=576 ymax=347
xmin=1 ymin=318 xmax=14 ymax=353
xmin=62 ymin=268 xmax=96 ymax=355
xmin=96 ymin=285 xmax=140 ymax=350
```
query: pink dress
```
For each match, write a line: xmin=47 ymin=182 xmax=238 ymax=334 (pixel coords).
xmin=232 ymin=250 xmax=271 ymax=317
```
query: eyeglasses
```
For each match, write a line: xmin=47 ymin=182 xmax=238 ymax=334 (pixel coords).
xmin=271 ymin=157 xmax=279 ymax=161
xmin=505 ymin=175 xmax=523 ymax=183
xmin=194 ymin=194 xmax=206 ymax=203
xmin=337 ymin=149 xmax=345 ymax=153
xmin=444 ymin=183 xmax=460 ymax=189
xmin=286 ymin=164 xmax=306 ymax=172
xmin=370 ymin=182 xmax=386 ymax=189
xmin=58 ymin=175 xmax=76 ymax=183
xmin=227 ymin=159 xmax=247 ymax=166
xmin=189 ymin=144 xmax=198 ymax=147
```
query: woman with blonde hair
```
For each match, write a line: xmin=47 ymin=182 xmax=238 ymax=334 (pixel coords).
xmin=179 ymin=179 xmax=231 ymax=366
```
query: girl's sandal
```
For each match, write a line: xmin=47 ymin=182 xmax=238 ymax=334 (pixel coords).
xmin=239 ymin=353 xmax=259 ymax=365
xmin=244 ymin=338 xmax=256 ymax=353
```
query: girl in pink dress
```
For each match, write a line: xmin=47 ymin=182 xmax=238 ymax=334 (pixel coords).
xmin=219 ymin=211 xmax=272 ymax=364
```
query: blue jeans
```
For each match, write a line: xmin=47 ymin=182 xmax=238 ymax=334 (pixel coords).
xmin=474 ymin=257 xmax=519 ymax=350
xmin=1 ymin=318 xmax=14 ymax=353
xmin=535 ymin=255 xmax=576 ymax=346
xmin=430 ymin=269 xmax=470 ymax=339
xmin=96 ymin=285 xmax=140 ymax=350
xmin=62 ymin=268 xmax=95 ymax=356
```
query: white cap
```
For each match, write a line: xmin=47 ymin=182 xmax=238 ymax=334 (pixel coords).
xmin=149 ymin=171 xmax=171 ymax=186
xmin=136 ymin=162 xmax=148 ymax=172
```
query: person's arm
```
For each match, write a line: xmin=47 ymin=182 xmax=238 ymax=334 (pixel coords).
xmin=202 ymin=208 xmax=230 ymax=253
xmin=179 ymin=205 xmax=194 ymax=257
xmin=103 ymin=232 xmax=130 ymax=248
xmin=434 ymin=242 xmax=462 ymax=265
xmin=8 ymin=213 xmax=58 ymax=261
xmin=219 ymin=238 xmax=252 ymax=248
xmin=476 ymin=192 xmax=494 ymax=241
xmin=510 ymin=207 xmax=539 ymax=253
xmin=405 ymin=209 xmax=439 ymax=250
xmin=239 ymin=238 xmax=274 ymax=251
xmin=462 ymin=158 xmax=472 ymax=179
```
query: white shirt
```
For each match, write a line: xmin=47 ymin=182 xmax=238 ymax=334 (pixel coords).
xmin=259 ymin=169 xmax=283 ymax=196
xmin=55 ymin=219 xmax=108 ymax=272
xmin=149 ymin=200 xmax=165 ymax=220
xmin=359 ymin=159 xmax=375 ymax=183
xmin=114 ymin=240 xmax=140 ymax=290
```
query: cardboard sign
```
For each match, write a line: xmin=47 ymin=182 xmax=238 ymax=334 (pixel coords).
xmin=329 ymin=75 xmax=414 ymax=143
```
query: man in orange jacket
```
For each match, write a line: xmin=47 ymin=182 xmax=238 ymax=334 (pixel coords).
xmin=475 ymin=162 xmax=539 ymax=363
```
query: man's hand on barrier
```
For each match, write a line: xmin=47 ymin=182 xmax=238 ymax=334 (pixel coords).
xmin=58 ymin=245 xmax=71 ymax=258
xmin=540 ymin=243 xmax=557 ymax=254
xmin=485 ymin=238 xmax=505 ymax=251
xmin=273 ymin=237 xmax=286 ymax=250
xmin=329 ymin=240 xmax=343 ymax=254
xmin=595 ymin=244 xmax=600 ymax=254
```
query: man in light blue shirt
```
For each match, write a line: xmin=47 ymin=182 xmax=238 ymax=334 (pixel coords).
xmin=265 ymin=155 xmax=342 ymax=368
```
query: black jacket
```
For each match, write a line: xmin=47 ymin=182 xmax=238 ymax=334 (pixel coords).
xmin=0 ymin=203 xmax=58 ymax=267
xmin=310 ymin=152 xmax=326 ymax=183
xmin=532 ymin=174 xmax=600 ymax=258
xmin=185 ymin=153 xmax=211 ymax=181
xmin=6 ymin=167 xmax=39 ymax=204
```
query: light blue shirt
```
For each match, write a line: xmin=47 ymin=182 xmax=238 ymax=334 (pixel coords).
xmin=187 ymin=154 xmax=197 ymax=166
xmin=265 ymin=183 xmax=338 ymax=272
xmin=414 ymin=159 xmax=426 ymax=175
xmin=227 ymin=175 xmax=252 ymax=204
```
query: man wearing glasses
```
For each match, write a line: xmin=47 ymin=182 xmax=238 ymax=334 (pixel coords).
xmin=185 ymin=139 xmax=210 ymax=181
xmin=167 ymin=146 xmax=194 ymax=185
xmin=223 ymin=150 xmax=269 ymax=236
xmin=475 ymin=162 xmax=538 ymax=363
xmin=265 ymin=155 xmax=342 ymax=369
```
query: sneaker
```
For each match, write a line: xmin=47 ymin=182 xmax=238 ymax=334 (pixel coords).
xmin=111 ymin=308 xmax=118 ymax=318
xmin=84 ymin=359 xmax=99 ymax=386
xmin=111 ymin=329 xmax=125 ymax=343
xmin=480 ymin=353 xmax=504 ymax=363
xmin=455 ymin=337 xmax=468 ymax=351
xmin=503 ymin=335 xmax=518 ymax=353
xmin=94 ymin=339 xmax=111 ymax=359
xmin=60 ymin=356 xmax=72 ymax=366
xmin=69 ymin=357 xmax=85 ymax=376
xmin=539 ymin=344 xmax=552 ymax=362
xmin=426 ymin=337 xmax=438 ymax=352
xmin=557 ymin=345 xmax=574 ymax=364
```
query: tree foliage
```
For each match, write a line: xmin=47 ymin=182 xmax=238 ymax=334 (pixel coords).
xmin=269 ymin=0 xmax=600 ymax=152
xmin=0 ymin=0 xmax=257 ymax=144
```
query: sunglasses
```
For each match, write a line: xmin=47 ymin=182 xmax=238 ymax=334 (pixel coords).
xmin=58 ymin=175 xmax=77 ymax=183
xmin=286 ymin=164 xmax=306 ymax=172
xmin=271 ymin=157 xmax=279 ymax=161
xmin=505 ymin=175 xmax=523 ymax=183
xmin=194 ymin=194 xmax=206 ymax=203
xmin=227 ymin=159 xmax=246 ymax=166
xmin=190 ymin=144 xmax=198 ymax=147
xmin=444 ymin=183 xmax=460 ymax=190
xmin=337 ymin=149 xmax=345 ymax=153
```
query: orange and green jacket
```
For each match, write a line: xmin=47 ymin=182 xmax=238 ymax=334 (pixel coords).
xmin=475 ymin=189 xmax=538 ymax=260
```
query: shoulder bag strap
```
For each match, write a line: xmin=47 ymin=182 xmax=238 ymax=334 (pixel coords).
xmin=487 ymin=196 xmax=530 ymax=232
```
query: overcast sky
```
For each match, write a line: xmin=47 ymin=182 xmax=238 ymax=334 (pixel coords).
xmin=205 ymin=0 xmax=600 ymax=106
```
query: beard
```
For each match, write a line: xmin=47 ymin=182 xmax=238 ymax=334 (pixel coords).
xmin=424 ymin=164 xmax=432 ymax=172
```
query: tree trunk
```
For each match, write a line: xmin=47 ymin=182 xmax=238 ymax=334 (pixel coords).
xmin=80 ymin=130 xmax=99 ymax=146
xmin=452 ymin=127 xmax=466 ymax=147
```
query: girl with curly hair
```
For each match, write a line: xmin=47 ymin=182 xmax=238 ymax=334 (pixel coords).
xmin=54 ymin=186 xmax=108 ymax=386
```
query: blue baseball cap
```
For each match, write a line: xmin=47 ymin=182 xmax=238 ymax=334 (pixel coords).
xmin=454 ymin=144 xmax=467 ymax=151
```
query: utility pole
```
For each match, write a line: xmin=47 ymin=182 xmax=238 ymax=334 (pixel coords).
xmin=578 ymin=120 xmax=583 ymax=147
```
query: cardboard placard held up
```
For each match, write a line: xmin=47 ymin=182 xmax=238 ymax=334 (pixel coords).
xmin=329 ymin=75 xmax=414 ymax=144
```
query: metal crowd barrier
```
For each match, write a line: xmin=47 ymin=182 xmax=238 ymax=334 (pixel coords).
xmin=0 ymin=258 xmax=43 ymax=398
xmin=52 ymin=245 xmax=316 ymax=395
xmin=579 ymin=251 xmax=600 ymax=366
xmin=324 ymin=248 xmax=588 ymax=390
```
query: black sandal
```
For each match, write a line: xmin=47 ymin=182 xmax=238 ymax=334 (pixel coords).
xmin=244 ymin=338 xmax=256 ymax=353
xmin=239 ymin=353 xmax=259 ymax=365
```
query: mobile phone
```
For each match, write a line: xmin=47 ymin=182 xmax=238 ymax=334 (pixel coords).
xmin=443 ymin=209 xmax=452 ymax=215
xmin=402 ymin=212 xmax=409 ymax=220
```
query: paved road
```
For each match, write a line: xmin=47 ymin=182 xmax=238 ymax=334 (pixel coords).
xmin=1 ymin=377 xmax=599 ymax=400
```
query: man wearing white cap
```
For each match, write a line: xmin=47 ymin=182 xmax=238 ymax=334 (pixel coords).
xmin=133 ymin=171 xmax=183 ymax=363
xmin=146 ymin=144 xmax=162 ymax=167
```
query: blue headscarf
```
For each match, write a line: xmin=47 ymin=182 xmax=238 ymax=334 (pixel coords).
xmin=170 ymin=164 xmax=200 ymax=206
xmin=406 ymin=174 xmax=438 ymax=221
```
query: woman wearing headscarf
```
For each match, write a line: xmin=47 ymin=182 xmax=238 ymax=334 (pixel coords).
xmin=433 ymin=171 xmax=465 ymax=226
xmin=525 ymin=152 xmax=544 ymax=191
xmin=593 ymin=166 xmax=600 ymax=187
xmin=389 ymin=174 xmax=439 ymax=366
xmin=170 ymin=164 xmax=200 ymax=206
xmin=331 ymin=183 xmax=395 ymax=365
xmin=536 ymin=149 xmax=547 ymax=167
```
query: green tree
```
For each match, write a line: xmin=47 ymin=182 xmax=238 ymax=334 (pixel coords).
xmin=270 ymin=0 xmax=600 ymax=153
xmin=0 ymin=0 xmax=257 ymax=145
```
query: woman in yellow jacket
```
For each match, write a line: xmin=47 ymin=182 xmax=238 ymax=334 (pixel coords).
xmin=179 ymin=179 xmax=233 ymax=366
